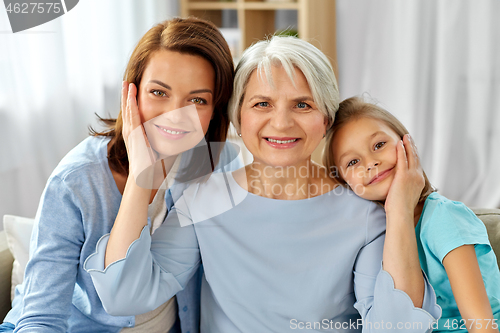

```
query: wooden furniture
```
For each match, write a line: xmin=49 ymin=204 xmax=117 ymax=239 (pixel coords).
xmin=180 ymin=0 xmax=337 ymax=75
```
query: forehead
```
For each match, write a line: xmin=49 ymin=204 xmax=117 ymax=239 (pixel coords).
xmin=245 ymin=65 xmax=311 ymax=95
xmin=333 ymin=118 xmax=399 ymax=154
xmin=143 ymin=50 xmax=214 ymax=80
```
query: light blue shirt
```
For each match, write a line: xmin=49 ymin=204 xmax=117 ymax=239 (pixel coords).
xmin=416 ymin=192 xmax=500 ymax=332
xmin=86 ymin=172 xmax=441 ymax=332
xmin=3 ymin=136 xmax=204 ymax=333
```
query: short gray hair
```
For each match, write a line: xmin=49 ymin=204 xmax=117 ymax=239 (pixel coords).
xmin=228 ymin=36 xmax=340 ymax=132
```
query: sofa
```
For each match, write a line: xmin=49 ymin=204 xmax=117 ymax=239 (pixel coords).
xmin=1 ymin=208 xmax=500 ymax=321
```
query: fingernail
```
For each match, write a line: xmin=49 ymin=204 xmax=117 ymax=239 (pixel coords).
xmin=122 ymin=81 xmax=127 ymax=88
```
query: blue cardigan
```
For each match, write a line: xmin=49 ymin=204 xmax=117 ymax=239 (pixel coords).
xmin=3 ymin=136 xmax=206 ymax=333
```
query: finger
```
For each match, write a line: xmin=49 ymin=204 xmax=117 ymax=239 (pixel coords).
xmin=404 ymin=134 xmax=421 ymax=171
xmin=396 ymin=139 xmax=408 ymax=172
xmin=121 ymin=81 xmax=129 ymax=127
xmin=127 ymin=83 xmax=142 ymax=129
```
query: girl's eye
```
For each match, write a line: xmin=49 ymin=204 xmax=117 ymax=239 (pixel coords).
xmin=190 ymin=97 xmax=207 ymax=105
xmin=374 ymin=142 xmax=386 ymax=150
xmin=151 ymin=90 xmax=166 ymax=97
xmin=296 ymin=102 xmax=311 ymax=109
xmin=347 ymin=159 xmax=359 ymax=168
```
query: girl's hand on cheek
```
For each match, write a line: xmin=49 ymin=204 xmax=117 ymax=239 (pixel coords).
xmin=384 ymin=134 xmax=425 ymax=218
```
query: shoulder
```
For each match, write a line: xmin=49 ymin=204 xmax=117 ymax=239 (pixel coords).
xmin=320 ymin=186 xmax=387 ymax=243
xmin=50 ymin=136 xmax=111 ymax=182
xmin=419 ymin=192 xmax=491 ymax=260
xmin=420 ymin=192 xmax=481 ymax=230
xmin=43 ymin=136 xmax=114 ymax=200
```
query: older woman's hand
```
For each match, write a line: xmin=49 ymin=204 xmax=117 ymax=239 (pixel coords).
xmin=384 ymin=134 xmax=425 ymax=221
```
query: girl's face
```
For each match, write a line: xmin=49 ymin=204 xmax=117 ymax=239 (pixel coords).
xmin=139 ymin=50 xmax=215 ymax=157
xmin=239 ymin=65 xmax=328 ymax=168
xmin=331 ymin=117 xmax=401 ymax=201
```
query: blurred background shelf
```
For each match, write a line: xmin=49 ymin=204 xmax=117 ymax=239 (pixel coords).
xmin=181 ymin=0 xmax=337 ymax=76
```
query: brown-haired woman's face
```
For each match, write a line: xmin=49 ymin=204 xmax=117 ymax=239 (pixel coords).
xmin=139 ymin=50 xmax=215 ymax=156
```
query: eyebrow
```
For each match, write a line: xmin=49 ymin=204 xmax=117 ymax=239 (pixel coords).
xmin=336 ymin=131 xmax=386 ymax=164
xmin=247 ymin=95 xmax=314 ymax=103
xmin=292 ymin=96 xmax=314 ymax=103
xmin=149 ymin=80 xmax=171 ymax=90
xmin=248 ymin=95 xmax=271 ymax=102
xmin=149 ymin=80 xmax=213 ymax=95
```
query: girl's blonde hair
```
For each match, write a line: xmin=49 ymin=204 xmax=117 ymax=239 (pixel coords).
xmin=323 ymin=96 xmax=436 ymax=203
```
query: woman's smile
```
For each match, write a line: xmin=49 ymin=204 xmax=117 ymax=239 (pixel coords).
xmin=154 ymin=124 xmax=191 ymax=140
xmin=263 ymin=136 xmax=300 ymax=149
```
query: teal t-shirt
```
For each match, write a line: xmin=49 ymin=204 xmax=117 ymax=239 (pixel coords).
xmin=416 ymin=192 xmax=500 ymax=332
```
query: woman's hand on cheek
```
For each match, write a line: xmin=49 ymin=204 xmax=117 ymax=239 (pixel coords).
xmin=384 ymin=134 xmax=425 ymax=217
xmin=121 ymin=82 xmax=144 ymax=150
xmin=121 ymin=81 xmax=156 ymax=185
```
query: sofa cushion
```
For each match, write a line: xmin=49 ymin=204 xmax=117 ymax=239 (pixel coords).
xmin=0 ymin=231 xmax=14 ymax=320
xmin=3 ymin=215 xmax=35 ymax=302
xmin=472 ymin=208 xmax=500 ymax=269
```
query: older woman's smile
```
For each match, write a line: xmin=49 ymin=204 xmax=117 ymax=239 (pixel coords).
xmin=264 ymin=136 xmax=300 ymax=148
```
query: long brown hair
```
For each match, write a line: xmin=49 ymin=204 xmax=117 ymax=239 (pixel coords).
xmin=323 ymin=96 xmax=436 ymax=203
xmin=90 ymin=17 xmax=234 ymax=175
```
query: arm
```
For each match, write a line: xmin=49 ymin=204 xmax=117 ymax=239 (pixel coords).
xmin=85 ymin=195 xmax=201 ymax=316
xmin=14 ymin=177 xmax=84 ymax=333
xmin=443 ymin=245 xmax=499 ymax=333
xmin=353 ymin=203 xmax=440 ymax=333
xmin=383 ymin=135 xmax=425 ymax=307
xmin=104 ymin=82 xmax=152 ymax=267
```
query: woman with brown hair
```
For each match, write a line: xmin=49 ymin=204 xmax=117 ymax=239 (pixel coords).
xmin=0 ymin=17 xmax=236 ymax=333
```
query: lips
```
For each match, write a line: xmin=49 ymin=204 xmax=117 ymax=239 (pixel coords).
xmin=264 ymin=136 xmax=300 ymax=149
xmin=367 ymin=167 xmax=394 ymax=185
xmin=154 ymin=124 xmax=191 ymax=140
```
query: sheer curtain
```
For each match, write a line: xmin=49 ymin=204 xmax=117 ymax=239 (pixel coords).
xmin=0 ymin=0 xmax=179 ymax=229
xmin=336 ymin=0 xmax=500 ymax=208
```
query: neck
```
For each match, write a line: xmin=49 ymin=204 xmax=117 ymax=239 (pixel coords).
xmin=245 ymin=159 xmax=337 ymax=200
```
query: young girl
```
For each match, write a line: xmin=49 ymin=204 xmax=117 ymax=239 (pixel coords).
xmin=324 ymin=96 xmax=500 ymax=332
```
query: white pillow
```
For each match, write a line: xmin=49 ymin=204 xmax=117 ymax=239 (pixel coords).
xmin=3 ymin=215 xmax=35 ymax=301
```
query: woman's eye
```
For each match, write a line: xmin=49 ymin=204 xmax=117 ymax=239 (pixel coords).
xmin=191 ymin=97 xmax=206 ymax=105
xmin=255 ymin=102 xmax=269 ymax=108
xmin=296 ymin=102 xmax=311 ymax=109
xmin=347 ymin=159 xmax=359 ymax=168
xmin=374 ymin=142 xmax=386 ymax=150
xmin=151 ymin=90 xmax=166 ymax=97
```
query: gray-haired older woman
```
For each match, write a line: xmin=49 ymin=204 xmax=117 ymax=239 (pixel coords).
xmin=85 ymin=36 xmax=441 ymax=332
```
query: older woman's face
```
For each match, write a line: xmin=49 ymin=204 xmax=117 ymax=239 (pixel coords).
xmin=240 ymin=66 xmax=327 ymax=167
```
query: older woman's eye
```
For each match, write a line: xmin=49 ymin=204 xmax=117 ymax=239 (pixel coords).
xmin=190 ymin=97 xmax=207 ymax=105
xmin=347 ymin=159 xmax=359 ymax=168
xmin=374 ymin=142 xmax=386 ymax=150
xmin=296 ymin=102 xmax=311 ymax=109
xmin=151 ymin=90 xmax=166 ymax=97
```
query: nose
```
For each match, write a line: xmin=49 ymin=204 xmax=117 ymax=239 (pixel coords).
xmin=162 ymin=98 xmax=187 ymax=124
xmin=366 ymin=160 xmax=380 ymax=171
xmin=269 ymin=106 xmax=294 ymax=130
